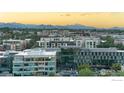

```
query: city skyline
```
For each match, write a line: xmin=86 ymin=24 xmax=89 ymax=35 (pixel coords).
xmin=0 ymin=12 xmax=124 ymax=28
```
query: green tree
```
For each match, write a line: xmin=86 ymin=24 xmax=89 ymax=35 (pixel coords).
xmin=78 ymin=64 xmax=91 ymax=71
xmin=78 ymin=64 xmax=94 ymax=76
xmin=116 ymin=43 xmax=124 ymax=50
xmin=111 ymin=63 xmax=121 ymax=72
xmin=97 ymin=36 xmax=115 ymax=48
xmin=79 ymin=68 xmax=94 ymax=76
xmin=115 ymin=71 xmax=124 ymax=76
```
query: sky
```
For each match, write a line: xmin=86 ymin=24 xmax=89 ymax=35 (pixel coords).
xmin=0 ymin=12 xmax=124 ymax=28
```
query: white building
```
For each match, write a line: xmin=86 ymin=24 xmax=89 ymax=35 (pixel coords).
xmin=84 ymin=37 xmax=100 ymax=48
xmin=37 ymin=37 xmax=75 ymax=48
xmin=37 ymin=36 xmax=100 ymax=49
xmin=114 ymin=39 xmax=124 ymax=45
xmin=75 ymin=37 xmax=100 ymax=48
xmin=13 ymin=48 xmax=57 ymax=76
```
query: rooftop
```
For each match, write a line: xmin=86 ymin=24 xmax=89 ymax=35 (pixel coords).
xmin=15 ymin=48 xmax=57 ymax=56
xmin=81 ymin=48 xmax=124 ymax=52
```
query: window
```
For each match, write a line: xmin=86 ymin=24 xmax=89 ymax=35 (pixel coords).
xmin=45 ymin=62 xmax=48 ymax=66
xmin=19 ymin=68 xmax=23 ymax=71
xmin=35 ymin=58 xmax=41 ymax=61
xmin=90 ymin=42 xmax=92 ymax=45
xmin=25 ymin=58 xmax=30 ymax=61
xmin=24 ymin=63 xmax=29 ymax=66
xmin=39 ymin=67 xmax=44 ymax=70
xmin=49 ymin=67 xmax=53 ymax=70
xmin=81 ymin=52 xmax=84 ymax=56
xmin=35 ymin=63 xmax=39 ymax=66
xmin=87 ymin=42 xmax=89 ymax=45
xmin=45 ymin=68 xmax=48 ymax=70
xmin=15 ymin=56 xmax=23 ymax=61
xmin=34 ymin=68 xmax=38 ymax=71
xmin=14 ymin=64 xmax=21 ymax=67
xmin=39 ymin=63 xmax=44 ymax=65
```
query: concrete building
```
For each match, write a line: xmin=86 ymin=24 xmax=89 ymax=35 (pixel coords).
xmin=13 ymin=48 xmax=57 ymax=76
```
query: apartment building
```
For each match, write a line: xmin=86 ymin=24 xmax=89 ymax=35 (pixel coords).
xmin=13 ymin=48 xmax=57 ymax=76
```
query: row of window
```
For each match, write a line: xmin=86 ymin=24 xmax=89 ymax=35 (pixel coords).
xmin=13 ymin=67 xmax=54 ymax=72
xmin=14 ymin=62 xmax=55 ymax=67
xmin=40 ymin=42 xmax=68 ymax=47
xmin=78 ymin=56 xmax=124 ymax=60
xmin=15 ymin=57 xmax=55 ymax=61
xmin=80 ymin=52 xmax=124 ymax=56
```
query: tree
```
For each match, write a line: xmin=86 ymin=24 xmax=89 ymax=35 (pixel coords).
xmin=78 ymin=64 xmax=91 ymax=71
xmin=79 ymin=68 xmax=94 ymax=76
xmin=116 ymin=43 xmax=124 ymax=50
xmin=97 ymin=36 xmax=115 ymax=48
xmin=111 ymin=63 xmax=121 ymax=72
xmin=115 ymin=71 xmax=124 ymax=76
xmin=78 ymin=64 xmax=94 ymax=76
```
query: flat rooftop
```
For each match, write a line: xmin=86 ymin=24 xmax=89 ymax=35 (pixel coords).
xmin=15 ymin=48 xmax=57 ymax=56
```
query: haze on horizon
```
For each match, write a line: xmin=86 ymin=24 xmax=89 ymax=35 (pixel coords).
xmin=0 ymin=12 xmax=124 ymax=28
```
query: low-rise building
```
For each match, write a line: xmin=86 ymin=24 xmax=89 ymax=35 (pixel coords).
xmin=13 ymin=48 xmax=57 ymax=76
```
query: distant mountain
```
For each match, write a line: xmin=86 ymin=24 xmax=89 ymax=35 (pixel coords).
xmin=97 ymin=27 xmax=124 ymax=30
xmin=0 ymin=22 xmax=124 ymax=30
xmin=0 ymin=22 xmax=96 ymax=30
xmin=109 ymin=27 xmax=124 ymax=30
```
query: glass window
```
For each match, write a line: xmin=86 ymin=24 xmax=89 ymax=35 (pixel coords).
xmin=24 ymin=63 xmax=29 ymax=66
xmin=35 ymin=63 xmax=39 ymax=66
xmin=45 ymin=68 xmax=48 ymax=70
xmin=49 ymin=67 xmax=53 ymax=70
xmin=45 ymin=62 xmax=48 ymax=66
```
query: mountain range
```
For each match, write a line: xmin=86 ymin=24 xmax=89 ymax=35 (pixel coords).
xmin=0 ymin=22 xmax=124 ymax=30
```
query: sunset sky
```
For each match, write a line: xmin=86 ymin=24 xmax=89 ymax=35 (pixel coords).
xmin=0 ymin=12 xmax=124 ymax=28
